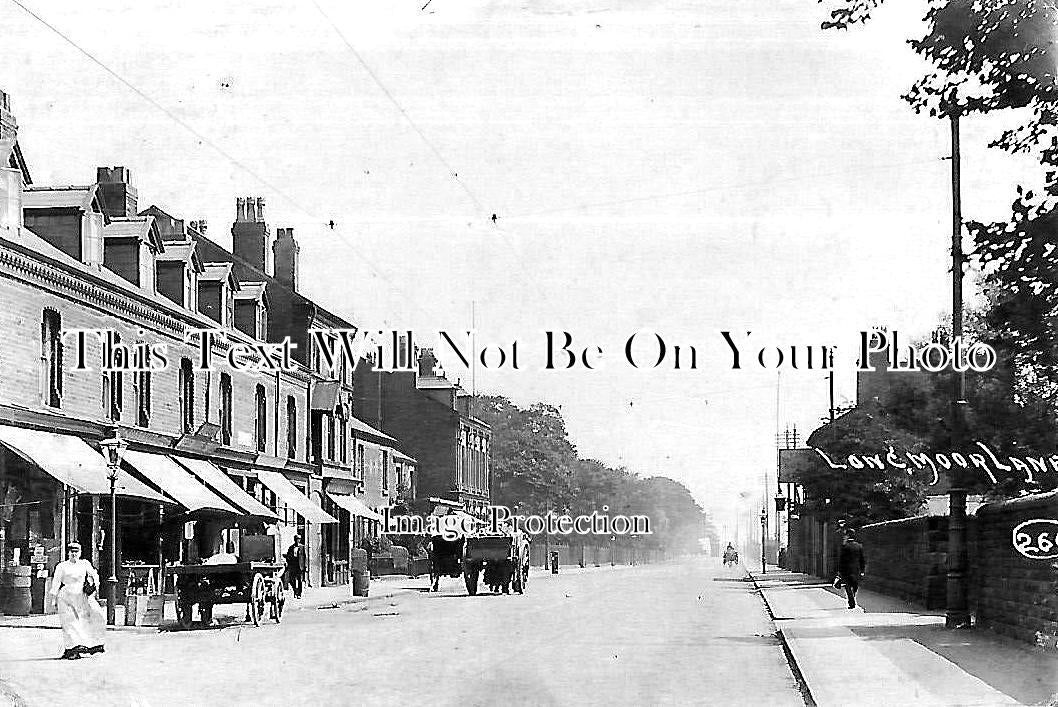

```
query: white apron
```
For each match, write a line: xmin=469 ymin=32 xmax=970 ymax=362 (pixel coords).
xmin=49 ymin=559 xmax=106 ymax=650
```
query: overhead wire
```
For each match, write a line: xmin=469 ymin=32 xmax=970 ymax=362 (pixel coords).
xmin=304 ymin=0 xmax=580 ymax=321
xmin=6 ymin=0 xmax=449 ymax=329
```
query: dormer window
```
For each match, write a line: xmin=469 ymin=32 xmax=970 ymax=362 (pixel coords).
xmin=233 ymin=282 xmax=268 ymax=340
xmin=22 ymin=185 xmax=106 ymax=266
xmin=156 ymin=239 xmax=203 ymax=310
xmin=197 ymin=262 xmax=239 ymax=327
xmin=100 ymin=215 xmax=163 ymax=290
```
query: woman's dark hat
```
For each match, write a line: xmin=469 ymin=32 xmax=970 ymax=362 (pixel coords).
xmin=66 ymin=541 xmax=82 ymax=551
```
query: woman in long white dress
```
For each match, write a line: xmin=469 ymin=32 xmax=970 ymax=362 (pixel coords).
xmin=47 ymin=542 xmax=106 ymax=659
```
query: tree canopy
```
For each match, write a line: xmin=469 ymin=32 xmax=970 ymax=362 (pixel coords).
xmin=816 ymin=0 xmax=1057 ymax=393
xmin=475 ymin=394 xmax=715 ymax=552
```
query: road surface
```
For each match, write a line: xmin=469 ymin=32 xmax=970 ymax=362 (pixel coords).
xmin=0 ymin=559 xmax=804 ymax=706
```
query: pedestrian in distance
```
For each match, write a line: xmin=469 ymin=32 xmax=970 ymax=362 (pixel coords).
xmin=722 ymin=542 xmax=738 ymax=567
xmin=47 ymin=541 xmax=106 ymax=659
xmin=837 ymin=529 xmax=866 ymax=609
xmin=285 ymin=535 xmax=307 ymax=599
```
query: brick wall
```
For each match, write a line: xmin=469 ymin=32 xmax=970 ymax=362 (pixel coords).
xmin=849 ymin=491 xmax=1058 ymax=646
xmin=974 ymin=491 xmax=1058 ymax=646
xmin=858 ymin=516 xmax=949 ymax=609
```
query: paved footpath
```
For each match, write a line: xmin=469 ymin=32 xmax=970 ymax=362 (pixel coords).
xmin=750 ymin=567 xmax=1058 ymax=707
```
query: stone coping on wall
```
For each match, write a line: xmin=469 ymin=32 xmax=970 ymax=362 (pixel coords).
xmin=976 ymin=489 xmax=1058 ymax=515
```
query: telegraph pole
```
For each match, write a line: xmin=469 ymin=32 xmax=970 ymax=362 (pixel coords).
xmin=828 ymin=370 xmax=836 ymax=423
xmin=946 ymin=106 xmax=971 ymax=629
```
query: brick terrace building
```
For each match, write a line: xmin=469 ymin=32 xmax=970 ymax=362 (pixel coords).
xmin=354 ymin=349 xmax=490 ymax=514
xmin=0 ymin=89 xmax=416 ymax=603
xmin=184 ymin=206 xmax=416 ymax=583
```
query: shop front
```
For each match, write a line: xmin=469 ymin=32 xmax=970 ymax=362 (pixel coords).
xmin=253 ymin=469 xmax=337 ymax=588
xmin=324 ymin=489 xmax=382 ymax=585
xmin=0 ymin=425 xmax=167 ymax=616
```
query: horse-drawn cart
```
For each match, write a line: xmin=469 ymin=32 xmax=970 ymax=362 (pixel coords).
xmin=463 ymin=531 xmax=530 ymax=595
xmin=169 ymin=562 xmax=285 ymax=628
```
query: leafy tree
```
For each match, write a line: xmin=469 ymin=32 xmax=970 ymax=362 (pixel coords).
xmin=475 ymin=395 xmax=577 ymax=513
xmin=814 ymin=0 xmax=1057 ymax=374
xmin=475 ymin=395 xmax=716 ymax=551
xmin=804 ymin=404 xmax=932 ymax=526
xmin=810 ymin=0 xmax=1058 ymax=495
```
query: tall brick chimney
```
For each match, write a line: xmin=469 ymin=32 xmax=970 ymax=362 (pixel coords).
xmin=232 ymin=196 xmax=271 ymax=275
xmin=273 ymin=226 xmax=299 ymax=291
xmin=96 ymin=166 xmax=138 ymax=218
xmin=418 ymin=348 xmax=440 ymax=377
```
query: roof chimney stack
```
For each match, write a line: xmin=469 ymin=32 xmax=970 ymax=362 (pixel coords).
xmin=95 ymin=166 xmax=138 ymax=218
xmin=231 ymin=196 xmax=271 ymax=274
xmin=273 ymin=226 xmax=299 ymax=291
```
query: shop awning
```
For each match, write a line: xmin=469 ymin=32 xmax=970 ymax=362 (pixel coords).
xmin=0 ymin=425 xmax=168 ymax=502
xmin=173 ymin=458 xmax=279 ymax=521
xmin=326 ymin=492 xmax=383 ymax=523
xmin=122 ymin=450 xmax=240 ymax=515
xmin=255 ymin=470 xmax=337 ymax=524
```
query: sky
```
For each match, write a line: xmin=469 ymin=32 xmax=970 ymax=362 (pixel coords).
xmin=0 ymin=0 xmax=1043 ymax=533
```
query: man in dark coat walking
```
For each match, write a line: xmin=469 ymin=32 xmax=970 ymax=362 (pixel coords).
xmin=285 ymin=535 xmax=307 ymax=599
xmin=838 ymin=529 xmax=866 ymax=609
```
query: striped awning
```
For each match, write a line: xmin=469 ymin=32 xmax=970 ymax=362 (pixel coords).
xmin=173 ymin=457 xmax=279 ymax=521
xmin=0 ymin=425 xmax=167 ymax=502
xmin=255 ymin=470 xmax=337 ymax=524
xmin=326 ymin=492 xmax=383 ymax=522
xmin=123 ymin=450 xmax=240 ymax=515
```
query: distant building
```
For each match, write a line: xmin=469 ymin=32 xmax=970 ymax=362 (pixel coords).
xmin=354 ymin=348 xmax=491 ymax=514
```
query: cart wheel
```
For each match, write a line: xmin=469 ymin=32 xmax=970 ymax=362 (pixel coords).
xmin=249 ymin=573 xmax=266 ymax=627
xmin=271 ymin=580 xmax=285 ymax=623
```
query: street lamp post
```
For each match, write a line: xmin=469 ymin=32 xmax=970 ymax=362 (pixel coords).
xmin=98 ymin=434 xmax=127 ymax=627
xmin=759 ymin=507 xmax=767 ymax=574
